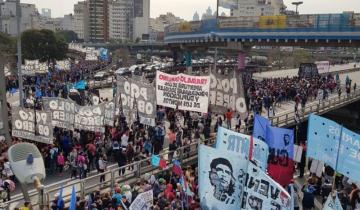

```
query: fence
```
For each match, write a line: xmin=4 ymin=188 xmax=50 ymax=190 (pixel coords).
xmin=3 ymin=138 xmax=216 ymax=209
xmin=270 ymin=88 xmax=360 ymax=127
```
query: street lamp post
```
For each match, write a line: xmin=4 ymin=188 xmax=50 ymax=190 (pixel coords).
xmin=292 ymin=1 xmax=303 ymax=15
xmin=17 ymin=0 xmax=24 ymax=107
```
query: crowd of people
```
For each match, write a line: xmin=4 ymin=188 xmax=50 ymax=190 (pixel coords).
xmin=244 ymin=74 xmax=344 ymax=117
xmin=2 ymin=54 xmax=360 ymax=210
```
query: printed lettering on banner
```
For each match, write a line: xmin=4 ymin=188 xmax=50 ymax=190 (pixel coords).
xmin=315 ymin=61 xmax=330 ymax=74
xmin=117 ymin=76 xmax=156 ymax=126
xmin=22 ymin=60 xmax=48 ymax=75
xmin=74 ymin=104 xmax=105 ymax=133
xmin=156 ymin=71 xmax=210 ymax=113
xmin=216 ymin=127 xmax=269 ymax=171
xmin=241 ymin=162 xmax=291 ymax=210
xmin=43 ymin=97 xmax=76 ymax=130
xmin=198 ymin=144 xmax=248 ymax=210
xmin=209 ymin=71 xmax=247 ymax=118
xmin=103 ymin=101 xmax=115 ymax=127
xmin=129 ymin=190 xmax=153 ymax=210
xmin=12 ymin=107 xmax=53 ymax=144
xmin=307 ymin=114 xmax=360 ymax=183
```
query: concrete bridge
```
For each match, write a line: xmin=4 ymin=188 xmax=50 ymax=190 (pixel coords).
xmin=164 ymin=13 xmax=360 ymax=48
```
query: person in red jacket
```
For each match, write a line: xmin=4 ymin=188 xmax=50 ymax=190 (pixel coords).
xmin=225 ymin=109 xmax=233 ymax=129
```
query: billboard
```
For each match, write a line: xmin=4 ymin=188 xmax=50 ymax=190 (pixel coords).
xmin=258 ymin=16 xmax=286 ymax=29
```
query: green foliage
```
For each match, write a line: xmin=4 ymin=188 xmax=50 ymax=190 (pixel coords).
xmin=21 ymin=29 xmax=68 ymax=62
xmin=55 ymin=30 xmax=78 ymax=43
xmin=0 ymin=32 xmax=16 ymax=57
xmin=293 ymin=49 xmax=312 ymax=67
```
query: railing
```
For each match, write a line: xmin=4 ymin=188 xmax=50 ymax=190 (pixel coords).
xmin=270 ymin=88 xmax=360 ymax=127
xmin=165 ymin=13 xmax=360 ymax=35
xmin=3 ymin=138 xmax=216 ymax=209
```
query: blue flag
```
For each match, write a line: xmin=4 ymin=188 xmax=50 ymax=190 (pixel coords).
xmin=57 ymin=186 xmax=64 ymax=210
xmin=307 ymin=114 xmax=360 ymax=183
xmin=198 ymin=144 xmax=248 ymax=210
xmin=9 ymin=88 xmax=17 ymax=94
xmin=215 ymin=126 xmax=269 ymax=171
xmin=150 ymin=155 xmax=160 ymax=167
xmin=73 ymin=80 xmax=86 ymax=90
xmin=35 ymin=87 xmax=42 ymax=98
xmin=99 ymin=48 xmax=109 ymax=61
xmin=70 ymin=185 xmax=76 ymax=210
xmin=253 ymin=114 xmax=270 ymax=141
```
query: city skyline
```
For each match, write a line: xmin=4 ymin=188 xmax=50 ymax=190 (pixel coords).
xmin=21 ymin=0 xmax=360 ymax=20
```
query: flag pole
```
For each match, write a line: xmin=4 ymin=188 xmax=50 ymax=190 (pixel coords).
xmin=216 ymin=0 xmax=219 ymax=19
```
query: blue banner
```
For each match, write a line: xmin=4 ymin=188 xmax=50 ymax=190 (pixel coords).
xmin=216 ymin=127 xmax=268 ymax=171
xmin=253 ymin=114 xmax=270 ymax=141
xmin=99 ymin=48 xmax=109 ymax=61
xmin=199 ymin=144 xmax=248 ymax=210
xmin=266 ymin=125 xmax=294 ymax=186
xmin=307 ymin=114 xmax=360 ymax=183
xmin=307 ymin=114 xmax=341 ymax=168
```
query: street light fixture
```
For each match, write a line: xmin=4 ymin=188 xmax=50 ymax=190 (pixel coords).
xmin=292 ymin=1 xmax=303 ymax=15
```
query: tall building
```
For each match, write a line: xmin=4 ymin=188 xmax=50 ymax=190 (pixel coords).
xmin=108 ymin=0 xmax=133 ymax=41
xmin=41 ymin=8 xmax=51 ymax=18
xmin=74 ymin=1 xmax=89 ymax=41
xmin=89 ymin=0 xmax=109 ymax=42
xmin=231 ymin=0 xmax=285 ymax=17
xmin=59 ymin=14 xmax=74 ymax=31
xmin=0 ymin=0 xmax=39 ymax=36
xmin=149 ymin=12 xmax=183 ymax=41
xmin=133 ymin=0 xmax=150 ymax=41
xmin=202 ymin=6 xmax=215 ymax=20
xmin=193 ymin=11 xmax=199 ymax=21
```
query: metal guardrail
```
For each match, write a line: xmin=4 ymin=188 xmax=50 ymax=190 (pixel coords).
xmin=4 ymin=138 xmax=216 ymax=209
xmin=270 ymin=88 xmax=360 ymax=127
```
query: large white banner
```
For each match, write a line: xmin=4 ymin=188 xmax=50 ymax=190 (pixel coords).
xmin=216 ymin=127 xmax=269 ymax=171
xmin=22 ymin=60 xmax=48 ymax=75
xmin=156 ymin=71 xmax=210 ymax=113
xmin=85 ymin=47 xmax=98 ymax=61
xmin=74 ymin=105 xmax=105 ymax=132
xmin=315 ymin=61 xmax=330 ymax=74
xmin=117 ymin=76 xmax=156 ymax=126
xmin=199 ymin=144 xmax=248 ymax=210
xmin=103 ymin=101 xmax=116 ymax=127
xmin=241 ymin=162 xmax=291 ymax=210
xmin=56 ymin=60 xmax=71 ymax=71
xmin=12 ymin=107 xmax=53 ymax=144
xmin=43 ymin=97 xmax=76 ymax=130
xmin=129 ymin=190 xmax=153 ymax=210
xmin=210 ymin=70 xmax=247 ymax=118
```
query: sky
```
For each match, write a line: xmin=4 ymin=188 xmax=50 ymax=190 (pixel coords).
xmin=21 ymin=0 xmax=360 ymax=20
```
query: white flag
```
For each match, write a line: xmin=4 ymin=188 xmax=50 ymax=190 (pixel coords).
xmin=323 ymin=193 xmax=343 ymax=210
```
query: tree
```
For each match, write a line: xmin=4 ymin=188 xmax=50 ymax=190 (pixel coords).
xmin=21 ymin=29 xmax=68 ymax=63
xmin=292 ymin=49 xmax=312 ymax=68
xmin=56 ymin=30 xmax=78 ymax=43
xmin=0 ymin=32 xmax=16 ymax=57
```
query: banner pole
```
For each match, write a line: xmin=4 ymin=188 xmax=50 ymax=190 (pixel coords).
xmin=332 ymin=125 xmax=343 ymax=193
